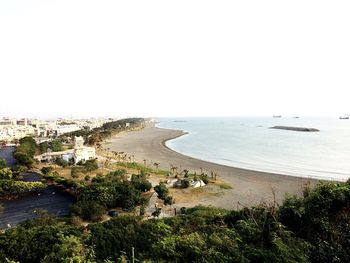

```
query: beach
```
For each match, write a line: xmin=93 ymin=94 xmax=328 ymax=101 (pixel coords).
xmin=103 ymin=123 xmax=318 ymax=208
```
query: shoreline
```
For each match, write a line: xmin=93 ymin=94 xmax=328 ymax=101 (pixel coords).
xmin=103 ymin=123 xmax=320 ymax=208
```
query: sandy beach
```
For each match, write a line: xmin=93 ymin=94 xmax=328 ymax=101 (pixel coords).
xmin=103 ymin=123 xmax=318 ymax=208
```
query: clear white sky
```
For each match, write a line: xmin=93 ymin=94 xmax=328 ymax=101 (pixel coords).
xmin=0 ymin=1 xmax=349 ymax=118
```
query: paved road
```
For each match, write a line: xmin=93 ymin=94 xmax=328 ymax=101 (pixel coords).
xmin=0 ymin=148 xmax=74 ymax=229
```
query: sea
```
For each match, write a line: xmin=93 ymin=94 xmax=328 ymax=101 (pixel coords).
xmin=156 ymin=117 xmax=350 ymax=181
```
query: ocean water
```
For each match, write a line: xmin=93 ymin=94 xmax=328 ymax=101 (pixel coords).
xmin=156 ymin=117 xmax=350 ymax=181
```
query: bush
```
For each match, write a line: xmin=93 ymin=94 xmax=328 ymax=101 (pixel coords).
xmin=131 ymin=173 xmax=152 ymax=192
xmin=0 ymin=158 xmax=7 ymax=169
xmin=0 ymin=168 xmax=13 ymax=180
xmin=164 ymin=195 xmax=173 ymax=205
xmin=71 ymin=167 xmax=82 ymax=179
xmin=70 ymin=200 xmax=105 ymax=222
xmin=201 ymin=175 xmax=209 ymax=184
xmin=0 ymin=180 xmax=46 ymax=195
xmin=83 ymin=159 xmax=98 ymax=172
xmin=180 ymin=179 xmax=190 ymax=189
xmin=11 ymin=164 xmax=28 ymax=176
xmin=154 ymin=183 xmax=169 ymax=200
xmin=13 ymin=152 xmax=34 ymax=168
xmin=55 ymin=158 xmax=68 ymax=168
xmin=41 ymin=166 xmax=54 ymax=175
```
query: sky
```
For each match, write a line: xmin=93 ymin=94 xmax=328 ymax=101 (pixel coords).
xmin=0 ymin=1 xmax=349 ymax=118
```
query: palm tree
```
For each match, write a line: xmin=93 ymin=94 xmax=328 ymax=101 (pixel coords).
xmin=183 ymin=169 xmax=189 ymax=178
xmin=170 ymin=165 xmax=178 ymax=176
xmin=153 ymin=162 xmax=160 ymax=171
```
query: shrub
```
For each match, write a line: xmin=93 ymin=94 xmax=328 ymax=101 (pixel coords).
xmin=70 ymin=200 xmax=105 ymax=222
xmin=71 ymin=167 xmax=81 ymax=179
xmin=154 ymin=183 xmax=169 ymax=200
xmin=55 ymin=158 xmax=68 ymax=168
xmin=201 ymin=174 xmax=209 ymax=184
xmin=0 ymin=168 xmax=13 ymax=180
xmin=180 ymin=179 xmax=190 ymax=189
xmin=41 ymin=166 xmax=54 ymax=175
xmin=83 ymin=159 xmax=98 ymax=172
xmin=0 ymin=158 xmax=7 ymax=169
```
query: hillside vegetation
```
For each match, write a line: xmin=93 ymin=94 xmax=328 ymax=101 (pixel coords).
xmin=1 ymin=181 xmax=349 ymax=263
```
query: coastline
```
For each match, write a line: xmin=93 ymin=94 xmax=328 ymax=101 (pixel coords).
xmin=103 ymin=123 xmax=319 ymax=208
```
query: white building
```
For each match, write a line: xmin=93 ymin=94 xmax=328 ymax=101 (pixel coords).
xmin=73 ymin=136 xmax=96 ymax=164
xmin=35 ymin=136 xmax=96 ymax=164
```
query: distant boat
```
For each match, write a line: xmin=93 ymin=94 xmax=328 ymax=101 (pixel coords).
xmin=273 ymin=115 xmax=282 ymax=118
xmin=292 ymin=116 xmax=300 ymax=119
xmin=339 ymin=116 xmax=349 ymax=120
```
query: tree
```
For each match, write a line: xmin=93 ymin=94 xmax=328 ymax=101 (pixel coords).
xmin=55 ymin=158 xmax=68 ymax=167
xmin=83 ymin=159 xmax=98 ymax=172
xmin=50 ymin=139 xmax=63 ymax=152
xmin=70 ymin=200 xmax=105 ymax=222
xmin=42 ymin=235 xmax=90 ymax=263
xmin=0 ymin=168 xmax=13 ymax=180
xmin=41 ymin=166 xmax=54 ymax=175
xmin=164 ymin=195 xmax=173 ymax=206
xmin=154 ymin=183 xmax=169 ymax=200
xmin=11 ymin=165 xmax=27 ymax=177
xmin=152 ymin=208 xmax=162 ymax=218
xmin=0 ymin=158 xmax=7 ymax=169
xmin=13 ymin=152 xmax=34 ymax=168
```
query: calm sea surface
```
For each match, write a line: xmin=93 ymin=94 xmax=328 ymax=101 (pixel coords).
xmin=157 ymin=117 xmax=350 ymax=181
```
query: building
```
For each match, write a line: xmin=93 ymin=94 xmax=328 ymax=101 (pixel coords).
xmin=34 ymin=136 xmax=96 ymax=164
xmin=73 ymin=136 xmax=96 ymax=164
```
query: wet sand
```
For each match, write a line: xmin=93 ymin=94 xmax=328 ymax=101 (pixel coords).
xmin=103 ymin=123 xmax=319 ymax=208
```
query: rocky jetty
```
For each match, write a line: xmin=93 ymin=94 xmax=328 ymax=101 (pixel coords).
xmin=270 ymin=126 xmax=319 ymax=132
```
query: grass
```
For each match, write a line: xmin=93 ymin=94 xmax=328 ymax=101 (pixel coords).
xmin=217 ymin=182 xmax=233 ymax=189
xmin=116 ymin=162 xmax=169 ymax=176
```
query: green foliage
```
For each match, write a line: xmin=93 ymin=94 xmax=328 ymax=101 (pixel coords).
xmin=39 ymin=141 xmax=49 ymax=154
xmin=17 ymin=137 xmax=37 ymax=156
xmin=41 ymin=166 xmax=54 ymax=175
xmin=13 ymin=152 xmax=34 ymax=168
xmin=62 ymin=118 xmax=144 ymax=146
xmin=201 ymin=174 xmax=210 ymax=184
xmin=164 ymin=195 xmax=173 ymax=205
xmin=178 ymin=179 xmax=190 ymax=188
xmin=117 ymin=162 xmax=168 ymax=176
xmin=0 ymin=221 xmax=83 ymax=263
xmin=131 ymin=172 xmax=152 ymax=192
xmin=77 ymin=169 xmax=148 ymax=211
xmin=39 ymin=140 xmax=64 ymax=154
xmin=55 ymin=158 xmax=68 ymax=168
xmin=279 ymin=182 xmax=350 ymax=263
xmin=0 ymin=168 xmax=13 ymax=180
xmin=50 ymin=139 xmax=63 ymax=152
xmin=11 ymin=164 xmax=27 ymax=176
xmin=1 ymin=178 xmax=350 ymax=263
xmin=0 ymin=158 xmax=7 ymax=169
xmin=71 ymin=167 xmax=82 ymax=178
xmin=70 ymin=200 xmax=105 ymax=222
xmin=154 ymin=183 xmax=168 ymax=200
xmin=0 ymin=180 xmax=46 ymax=195
xmin=83 ymin=159 xmax=98 ymax=172
xmin=87 ymin=216 xmax=142 ymax=261
xmin=41 ymin=234 xmax=90 ymax=263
